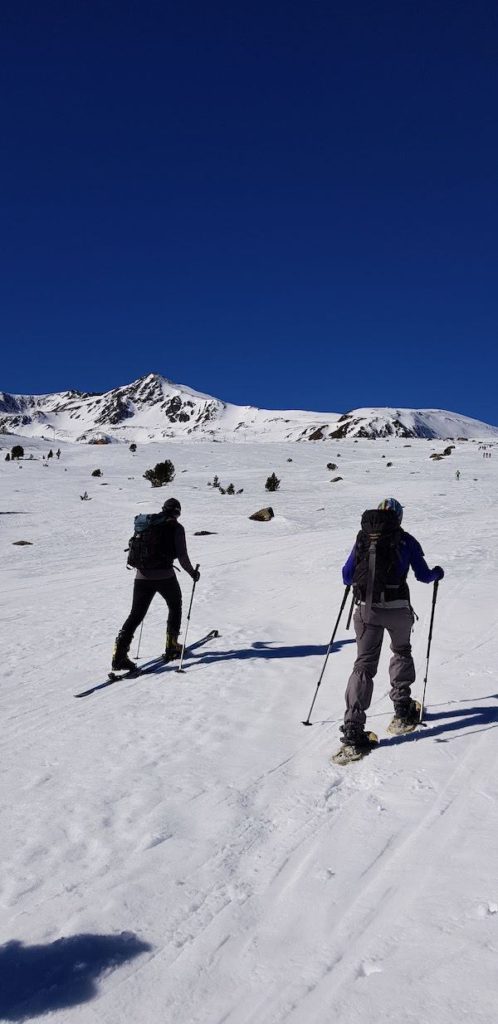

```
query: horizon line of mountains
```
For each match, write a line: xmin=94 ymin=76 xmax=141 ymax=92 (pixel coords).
xmin=1 ymin=373 xmax=497 ymax=443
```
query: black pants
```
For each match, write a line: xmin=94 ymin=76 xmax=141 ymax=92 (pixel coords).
xmin=120 ymin=577 xmax=182 ymax=643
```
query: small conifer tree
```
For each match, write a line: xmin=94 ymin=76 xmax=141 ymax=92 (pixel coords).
xmin=265 ymin=472 xmax=280 ymax=492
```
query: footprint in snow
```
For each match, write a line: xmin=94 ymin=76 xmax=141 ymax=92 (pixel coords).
xmin=477 ymin=902 xmax=498 ymax=918
xmin=357 ymin=959 xmax=383 ymax=978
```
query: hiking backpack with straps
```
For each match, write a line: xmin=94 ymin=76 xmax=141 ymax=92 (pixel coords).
xmin=352 ymin=508 xmax=408 ymax=614
xmin=127 ymin=513 xmax=177 ymax=571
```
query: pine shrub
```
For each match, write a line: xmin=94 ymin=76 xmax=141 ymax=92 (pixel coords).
xmin=265 ymin=473 xmax=280 ymax=492
xmin=143 ymin=460 xmax=175 ymax=487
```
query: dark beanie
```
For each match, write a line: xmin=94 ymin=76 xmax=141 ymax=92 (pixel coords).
xmin=162 ymin=497 xmax=181 ymax=517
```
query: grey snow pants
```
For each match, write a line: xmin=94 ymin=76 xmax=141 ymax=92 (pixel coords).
xmin=344 ymin=605 xmax=415 ymax=731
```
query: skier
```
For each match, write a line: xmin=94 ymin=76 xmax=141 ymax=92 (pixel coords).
xmin=456 ymin=469 xmax=460 ymax=480
xmin=112 ymin=497 xmax=200 ymax=672
xmin=335 ymin=498 xmax=444 ymax=761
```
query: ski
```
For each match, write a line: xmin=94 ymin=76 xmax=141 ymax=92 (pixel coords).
xmin=187 ymin=629 xmax=219 ymax=652
xmin=74 ymin=629 xmax=220 ymax=698
xmin=330 ymin=732 xmax=379 ymax=766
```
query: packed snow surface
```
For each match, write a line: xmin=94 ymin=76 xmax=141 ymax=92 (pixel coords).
xmin=1 ymin=433 xmax=498 ymax=1023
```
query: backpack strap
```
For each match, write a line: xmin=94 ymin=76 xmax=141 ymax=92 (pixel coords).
xmin=364 ymin=530 xmax=381 ymax=619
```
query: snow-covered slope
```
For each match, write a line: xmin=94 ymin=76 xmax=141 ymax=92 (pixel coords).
xmin=324 ymin=405 xmax=498 ymax=440
xmin=1 ymin=372 xmax=496 ymax=442
xmin=2 ymin=433 xmax=498 ymax=1023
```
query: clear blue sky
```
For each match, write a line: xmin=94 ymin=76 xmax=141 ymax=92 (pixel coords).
xmin=1 ymin=1 xmax=497 ymax=423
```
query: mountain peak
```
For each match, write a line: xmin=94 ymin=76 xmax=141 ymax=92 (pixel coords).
xmin=1 ymin=376 xmax=496 ymax=443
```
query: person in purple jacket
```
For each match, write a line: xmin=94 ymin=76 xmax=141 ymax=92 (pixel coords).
xmin=339 ymin=498 xmax=444 ymax=754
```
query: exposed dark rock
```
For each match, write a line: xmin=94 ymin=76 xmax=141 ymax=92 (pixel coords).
xmin=308 ymin=426 xmax=326 ymax=440
xmin=329 ymin=422 xmax=351 ymax=439
xmin=96 ymin=394 xmax=134 ymax=426
xmin=194 ymin=530 xmax=218 ymax=535
xmin=249 ymin=507 xmax=274 ymax=522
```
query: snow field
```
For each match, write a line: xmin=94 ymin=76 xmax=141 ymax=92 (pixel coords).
xmin=1 ymin=434 xmax=498 ymax=1023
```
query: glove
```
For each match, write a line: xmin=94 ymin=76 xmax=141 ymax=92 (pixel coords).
xmin=432 ymin=566 xmax=444 ymax=581
xmin=192 ymin=569 xmax=201 ymax=583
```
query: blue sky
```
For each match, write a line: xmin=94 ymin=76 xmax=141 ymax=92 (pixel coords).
xmin=1 ymin=1 xmax=497 ymax=424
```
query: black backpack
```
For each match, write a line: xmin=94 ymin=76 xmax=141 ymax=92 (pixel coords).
xmin=127 ymin=513 xmax=177 ymax=571
xmin=353 ymin=509 xmax=407 ymax=612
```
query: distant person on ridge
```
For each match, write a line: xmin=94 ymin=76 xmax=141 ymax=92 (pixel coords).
xmin=112 ymin=498 xmax=200 ymax=672
xmin=334 ymin=498 xmax=444 ymax=763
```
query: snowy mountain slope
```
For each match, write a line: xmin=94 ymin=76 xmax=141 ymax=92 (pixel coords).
xmin=1 ymin=372 xmax=497 ymax=442
xmin=1 ymin=433 xmax=498 ymax=1023
xmin=324 ymin=405 xmax=498 ymax=440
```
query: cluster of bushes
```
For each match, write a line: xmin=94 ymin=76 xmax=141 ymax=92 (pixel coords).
xmin=206 ymin=472 xmax=279 ymax=493
xmin=207 ymin=475 xmax=243 ymax=495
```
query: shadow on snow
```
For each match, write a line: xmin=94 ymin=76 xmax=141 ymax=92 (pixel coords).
xmin=380 ymin=703 xmax=498 ymax=747
xmin=0 ymin=932 xmax=151 ymax=1021
xmin=192 ymin=639 xmax=355 ymax=666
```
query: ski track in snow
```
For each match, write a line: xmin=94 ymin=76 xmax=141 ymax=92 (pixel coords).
xmin=1 ymin=436 xmax=498 ymax=1024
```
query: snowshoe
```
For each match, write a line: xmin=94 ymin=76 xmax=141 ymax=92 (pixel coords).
xmin=331 ymin=731 xmax=378 ymax=766
xmin=387 ymin=699 xmax=421 ymax=736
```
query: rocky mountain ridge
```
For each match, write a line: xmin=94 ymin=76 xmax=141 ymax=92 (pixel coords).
xmin=1 ymin=373 xmax=497 ymax=443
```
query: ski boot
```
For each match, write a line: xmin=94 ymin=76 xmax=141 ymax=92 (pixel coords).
xmin=387 ymin=699 xmax=421 ymax=736
xmin=331 ymin=724 xmax=378 ymax=765
xmin=111 ymin=631 xmax=137 ymax=672
xmin=163 ymin=630 xmax=182 ymax=663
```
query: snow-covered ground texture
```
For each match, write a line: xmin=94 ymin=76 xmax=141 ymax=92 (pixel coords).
xmin=1 ymin=371 xmax=498 ymax=443
xmin=1 ymin=432 xmax=498 ymax=1024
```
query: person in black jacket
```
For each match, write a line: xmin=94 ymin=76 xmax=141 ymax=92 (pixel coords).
xmin=112 ymin=498 xmax=199 ymax=671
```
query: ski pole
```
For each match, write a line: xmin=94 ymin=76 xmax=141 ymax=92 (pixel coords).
xmin=419 ymin=580 xmax=439 ymax=724
xmin=346 ymin=591 xmax=355 ymax=630
xmin=135 ymin=621 xmax=144 ymax=660
xmin=176 ymin=564 xmax=200 ymax=674
xmin=302 ymin=585 xmax=351 ymax=726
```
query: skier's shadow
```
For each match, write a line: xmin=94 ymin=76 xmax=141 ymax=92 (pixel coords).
xmin=0 ymin=932 xmax=151 ymax=1021
xmin=381 ymin=703 xmax=498 ymax=746
xmin=192 ymin=639 xmax=355 ymax=665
